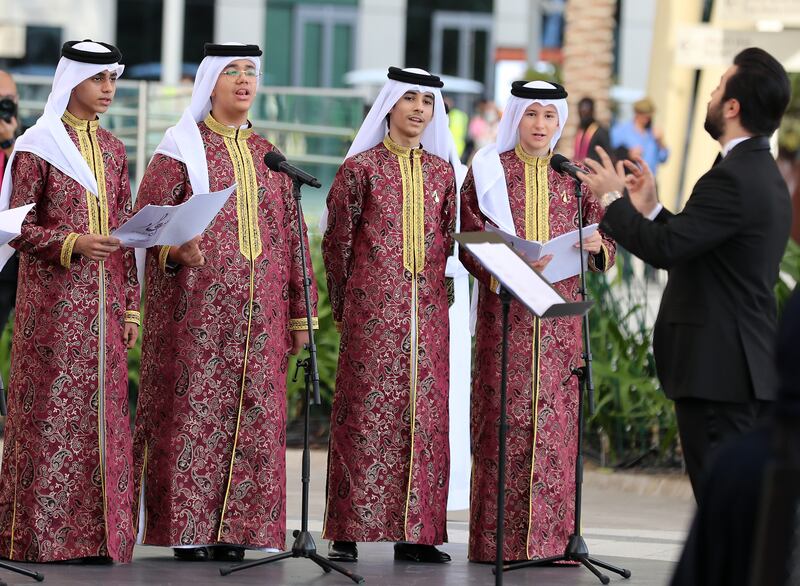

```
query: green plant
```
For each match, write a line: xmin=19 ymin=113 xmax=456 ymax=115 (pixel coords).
xmin=776 ymin=239 xmax=800 ymax=315
xmin=585 ymin=255 xmax=679 ymax=468
xmin=285 ymin=236 xmax=340 ymax=426
xmin=0 ymin=316 xmax=11 ymax=388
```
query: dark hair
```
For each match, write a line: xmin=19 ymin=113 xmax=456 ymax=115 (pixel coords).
xmin=578 ymin=97 xmax=594 ymax=109
xmin=723 ymin=47 xmax=791 ymax=136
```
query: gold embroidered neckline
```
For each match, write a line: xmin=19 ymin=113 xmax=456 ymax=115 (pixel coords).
xmin=383 ymin=135 xmax=422 ymax=158
xmin=515 ymin=144 xmax=551 ymax=167
xmin=204 ymin=113 xmax=253 ymax=140
xmin=62 ymin=110 xmax=100 ymax=131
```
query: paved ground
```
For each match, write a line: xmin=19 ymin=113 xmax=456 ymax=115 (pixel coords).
xmin=0 ymin=448 xmax=695 ymax=586
xmin=284 ymin=449 xmax=695 ymax=566
xmin=0 ymin=544 xmax=677 ymax=586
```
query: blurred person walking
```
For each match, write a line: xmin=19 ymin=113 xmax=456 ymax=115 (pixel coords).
xmin=573 ymin=96 xmax=612 ymax=164
xmin=610 ymin=97 xmax=668 ymax=176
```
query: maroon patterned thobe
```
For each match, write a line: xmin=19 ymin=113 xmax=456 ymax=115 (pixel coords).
xmin=322 ymin=136 xmax=456 ymax=545
xmin=0 ymin=111 xmax=141 ymax=562
xmin=132 ymin=113 xmax=317 ymax=550
xmin=460 ymin=147 xmax=616 ymax=562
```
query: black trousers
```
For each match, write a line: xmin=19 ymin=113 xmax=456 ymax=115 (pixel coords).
xmin=674 ymin=397 xmax=770 ymax=503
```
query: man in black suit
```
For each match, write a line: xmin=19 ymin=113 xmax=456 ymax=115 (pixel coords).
xmin=669 ymin=290 xmax=800 ymax=586
xmin=580 ymin=47 xmax=792 ymax=500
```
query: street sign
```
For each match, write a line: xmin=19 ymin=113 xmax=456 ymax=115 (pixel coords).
xmin=717 ymin=0 xmax=800 ymax=24
xmin=676 ymin=25 xmax=800 ymax=71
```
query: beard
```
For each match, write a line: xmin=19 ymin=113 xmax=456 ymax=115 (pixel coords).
xmin=703 ymin=101 xmax=725 ymax=140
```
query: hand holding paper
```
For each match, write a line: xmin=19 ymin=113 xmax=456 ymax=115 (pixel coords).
xmin=73 ymin=234 xmax=121 ymax=261
xmin=168 ymin=236 xmax=205 ymax=267
xmin=486 ymin=223 xmax=599 ymax=283
xmin=0 ymin=203 xmax=35 ymax=246
xmin=113 ymin=184 xmax=236 ymax=248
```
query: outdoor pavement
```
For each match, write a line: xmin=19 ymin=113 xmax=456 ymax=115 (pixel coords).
xmin=0 ymin=448 xmax=695 ymax=586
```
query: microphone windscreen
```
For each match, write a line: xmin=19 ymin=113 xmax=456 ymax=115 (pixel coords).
xmin=264 ymin=151 xmax=286 ymax=172
xmin=550 ymin=154 xmax=569 ymax=173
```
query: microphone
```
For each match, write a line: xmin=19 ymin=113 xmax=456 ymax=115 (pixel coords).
xmin=264 ymin=151 xmax=322 ymax=188
xmin=550 ymin=154 xmax=586 ymax=183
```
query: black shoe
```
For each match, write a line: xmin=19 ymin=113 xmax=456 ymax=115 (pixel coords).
xmin=211 ymin=545 xmax=245 ymax=562
xmin=173 ymin=547 xmax=210 ymax=561
xmin=394 ymin=543 xmax=451 ymax=563
xmin=327 ymin=540 xmax=357 ymax=562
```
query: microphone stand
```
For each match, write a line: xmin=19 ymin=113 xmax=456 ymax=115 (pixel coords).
xmin=220 ymin=177 xmax=364 ymax=584
xmin=501 ymin=175 xmax=631 ymax=584
xmin=0 ymin=558 xmax=44 ymax=585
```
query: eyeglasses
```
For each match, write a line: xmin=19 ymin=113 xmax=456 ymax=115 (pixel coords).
xmin=221 ymin=68 xmax=260 ymax=79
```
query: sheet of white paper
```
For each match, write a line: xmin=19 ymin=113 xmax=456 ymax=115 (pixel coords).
xmin=485 ymin=224 xmax=543 ymax=261
xmin=540 ymin=224 xmax=598 ymax=283
xmin=464 ymin=241 xmax=563 ymax=317
xmin=0 ymin=203 xmax=35 ymax=245
xmin=112 ymin=184 xmax=236 ymax=247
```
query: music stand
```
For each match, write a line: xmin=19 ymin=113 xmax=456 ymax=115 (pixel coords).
xmin=455 ymin=232 xmax=592 ymax=586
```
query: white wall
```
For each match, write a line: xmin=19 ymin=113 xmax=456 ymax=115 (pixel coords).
xmin=0 ymin=0 xmax=116 ymax=45
xmin=493 ymin=0 xmax=531 ymax=48
xmin=617 ymin=0 xmax=657 ymax=115
xmin=215 ymin=0 xmax=265 ymax=48
xmin=355 ymin=0 xmax=406 ymax=70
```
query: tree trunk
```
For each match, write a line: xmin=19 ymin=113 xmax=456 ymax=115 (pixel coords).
xmin=560 ymin=0 xmax=617 ymax=158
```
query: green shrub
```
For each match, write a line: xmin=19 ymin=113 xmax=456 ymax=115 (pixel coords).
xmin=585 ymin=258 xmax=678 ymax=468
xmin=776 ymin=238 xmax=800 ymax=314
xmin=285 ymin=236 xmax=340 ymax=432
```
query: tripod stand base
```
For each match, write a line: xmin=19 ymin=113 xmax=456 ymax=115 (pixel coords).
xmin=499 ymin=535 xmax=631 ymax=585
xmin=0 ymin=559 xmax=45 ymax=582
xmin=219 ymin=530 xmax=364 ymax=584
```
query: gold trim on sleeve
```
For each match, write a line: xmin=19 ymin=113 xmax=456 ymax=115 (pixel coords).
xmin=288 ymin=316 xmax=319 ymax=331
xmin=124 ymin=311 xmax=142 ymax=326
xmin=158 ymin=245 xmax=171 ymax=272
xmin=489 ymin=275 xmax=501 ymax=294
xmin=60 ymin=232 xmax=80 ymax=268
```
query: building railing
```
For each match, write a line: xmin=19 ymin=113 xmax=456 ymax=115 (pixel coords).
xmin=14 ymin=75 xmax=365 ymax=218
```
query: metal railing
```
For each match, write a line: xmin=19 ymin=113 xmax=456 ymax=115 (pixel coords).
xmin=14 ymin=75 xmax=365 ymax=216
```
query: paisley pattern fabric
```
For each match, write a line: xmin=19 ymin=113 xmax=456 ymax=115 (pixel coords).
xmin=132 ymin=117 xmax=317 ymax=549
xmin=460 ymin=149 xmax=616 ymax=562
xmin=322 ymin=139 xmax=456 ymax=545
xmin=0 ymin=116 xmax=140 ymax=562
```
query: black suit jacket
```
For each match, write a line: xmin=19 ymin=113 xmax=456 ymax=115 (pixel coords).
xmin=601 ymin=137 xmax=791 ymax=402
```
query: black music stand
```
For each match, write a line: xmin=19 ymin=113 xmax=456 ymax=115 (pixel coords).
xmin=456 ymin=232 xmax=593 ymax=586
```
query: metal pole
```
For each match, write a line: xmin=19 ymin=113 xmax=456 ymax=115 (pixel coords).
xmin=134 ymin=80 xmax=149 ymax=194
xmin=527 ymin=0 xmax=542 ymax=69
xmin=161 ymin=0 xmax=185 ymax=85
